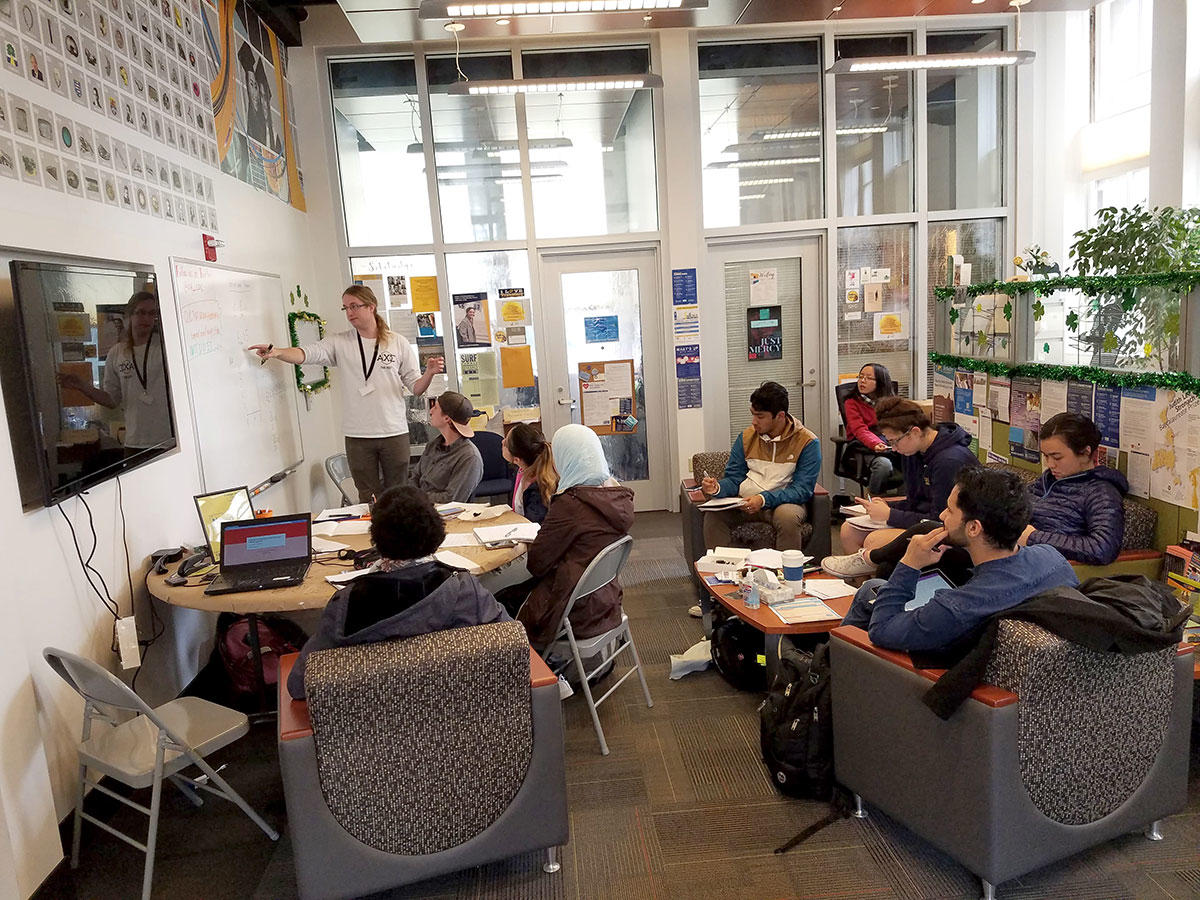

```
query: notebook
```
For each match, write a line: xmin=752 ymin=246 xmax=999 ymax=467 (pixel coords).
xmin=204 ymin=513 xmax=312 ymax=595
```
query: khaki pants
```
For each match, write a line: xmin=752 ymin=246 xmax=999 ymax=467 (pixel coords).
xmin=702 ymin=503 xmax=808 ymax=552
xmin=345 ymin=434 xmax=410 ymax=504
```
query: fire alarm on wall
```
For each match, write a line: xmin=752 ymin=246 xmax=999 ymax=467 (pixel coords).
xmin=202 ymin=233 xmax=218 ymax=262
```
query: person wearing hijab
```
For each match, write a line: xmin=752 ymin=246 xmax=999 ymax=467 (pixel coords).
xmin=513 ymin=424 xmax=635 ymax=651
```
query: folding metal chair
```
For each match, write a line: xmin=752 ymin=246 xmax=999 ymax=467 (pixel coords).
xmin=540 ymin=535 xmax=653 ymax=755
xmin=43 ymin=648 xmax=279 ymax=900
xmin=325 ymin=452 xmax=355 ymax=506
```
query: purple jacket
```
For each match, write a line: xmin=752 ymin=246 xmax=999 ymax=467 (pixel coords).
xmin=1026 ymin=466 xmax=1128 ymax=566
xmin=287 ymin=560 xmax=510 ymax=699
xmin=887 ymin=424 xmax=980 ymax=529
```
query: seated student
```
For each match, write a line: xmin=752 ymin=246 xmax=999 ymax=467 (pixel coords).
xmin=841 ymin=467 xmax=1078 ymax=653
xmin=287 ymin=486 xmax=510 ymax=699
xmin=502 ymin=423 xmax=557 ymax=525
xmin=841 ymin=363 xmax=899 ymax=496
xmin=410 ymin=391 xmax=484 ymax=503
xmin=830 ymin=411 xmax=1128 ymax=582
xmin=699 ymin=380 xmax=821 ymax=553
xmin=515 ymin=424 xmax=634 ymax=651
xmin=824 ymin=396 xmax=979 ymax=575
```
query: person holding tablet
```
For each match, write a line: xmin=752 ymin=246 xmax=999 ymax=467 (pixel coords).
xmin=251 ymin=284 xmax=444 ymax=503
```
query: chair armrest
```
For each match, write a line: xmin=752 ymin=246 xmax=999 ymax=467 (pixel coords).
xmin=1114 ymin=549 xmax=1163 ymax=562
xmin=830 ymin=626 xmax=1018 ymax=708
xmin=680 ymin=478 xmax=705 ymax=506
xmin=278 ymin=652 xmax=313 ymax=742
xmin=813 ymin=483 xmax=829 ymax=497
xmin=530 ymin=648 xmax=556 ymax=688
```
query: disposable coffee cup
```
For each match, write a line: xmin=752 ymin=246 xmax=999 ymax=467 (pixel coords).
xmin=781 ymin=550 xmax=806 ymax=582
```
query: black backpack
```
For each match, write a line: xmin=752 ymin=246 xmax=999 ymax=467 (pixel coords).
xmin=759 ymin=640 xmax=834 ymax=801
xmin=710 ymin=615 xmax=767 ymax=692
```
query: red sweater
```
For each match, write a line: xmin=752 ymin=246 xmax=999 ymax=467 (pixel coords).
xmin=844 ymin=395 xmax=886 ymax=449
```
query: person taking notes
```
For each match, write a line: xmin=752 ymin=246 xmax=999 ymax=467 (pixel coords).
xmin=251 ymin=284 xmax=444 ymax=503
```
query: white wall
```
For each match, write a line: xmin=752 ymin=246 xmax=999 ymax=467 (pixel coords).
xmin=0 ymin=39 xmax=343 ymax=894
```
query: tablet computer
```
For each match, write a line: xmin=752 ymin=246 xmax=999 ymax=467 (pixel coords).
xmin=904 ymin=570 xmax=955 ymax=611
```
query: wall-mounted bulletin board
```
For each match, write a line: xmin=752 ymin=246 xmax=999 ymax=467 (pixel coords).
xmin=578 ymin=359 xmax=637 ymax=435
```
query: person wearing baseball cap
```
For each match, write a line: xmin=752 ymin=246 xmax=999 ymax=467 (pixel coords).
xmin=410 ymin=391 xmax=484 ymax=503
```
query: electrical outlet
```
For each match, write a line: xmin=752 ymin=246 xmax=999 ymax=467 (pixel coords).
xmin=116 ymin=616 xmax=141 ymax=670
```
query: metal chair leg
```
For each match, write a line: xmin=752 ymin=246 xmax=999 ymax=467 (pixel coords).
xmin=185 ymin=752 xmax=279 ymax=840
xmin=571 ymin=644 xmax=609 ymax=755
xmin=625 ymin=625 xmax=654 ymax=709
xmin=852 ymin=794 xmax=868 ymax=819
xmin=169 ymin=775 xmax=204 ymax=807
xmin=980 ymin=879 xmax=996 ymax=900
xmin=141 ymin=742 xmax=166 ymax=900
xmin=1144 ymin=820 xmax=1164 ymax=841
xmin=543 ymin=845 xmax=561 ymax=874
xmin=70 ymin=762 xmax=86 ymax=867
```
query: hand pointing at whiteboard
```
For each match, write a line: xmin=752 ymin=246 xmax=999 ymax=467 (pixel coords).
xmin=249 ymin=343 xmax=305 ymax=365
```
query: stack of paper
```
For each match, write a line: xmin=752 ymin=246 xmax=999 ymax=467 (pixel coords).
xmin=440 ymin=533 xmax=479 ymax=548
xmin=312 ymin=536 xmax=348 ymax=553
xmin=313 ymin=520 xmax=371 ymax=537
xmin=845 ymin=514 xmax=890 ymax=531
xmin=767 ymin=597 xmax=839 ymax=624
xmin=316 ymin=503 xmax=369 ymax=520
xmin=474 ymin=523 xmax=541 ymax=545
xmin=325 ymin=567 xmax=374 ymax=586
xmin=435 ymin=550 xmax=482 ymax=573
xmin=697 ymin=497 xmax=746 ymax=511
xmin=801 ymin=578 xmax=856 ymax=600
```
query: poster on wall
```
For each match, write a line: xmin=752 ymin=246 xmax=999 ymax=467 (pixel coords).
xmin=750 ymin=268 xmax=777 ymax=304
xmin=672 ymin=268 xmax=697 ymax=305
xmin=1008 ymin=375 xmax=1042 ymax=462
xmin=747 ymin=306 xmax=782 ymax=361
xmin=584 ymin=316 xmax=618 ymax=343
xmin=460 ymin=351 xmax=499 ymax=407
xmin=203 ymin=0 xmax=305 ymax=210
xmin=452 ymin=292 xmax=490 ymax=348
xmin=931 ymin=364 xmax=954 ymax=424
xmin=498 ymin=289 xmax=530 ymax=326
xmin=410 ymin=276 xmax=440 ymax=313
xmin=676 ymin=343 xmax=701 ymax=410
xmin=1093 ymin=384 xmax=1121 ymax=448
xmin=578 ymin=360 xmax=636 ymax=435
xmin=953 ymin=371 xmax=974 ymax=415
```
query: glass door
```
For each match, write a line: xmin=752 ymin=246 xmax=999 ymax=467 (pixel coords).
xmin=537 ymin=248 xmax=668 ymax=510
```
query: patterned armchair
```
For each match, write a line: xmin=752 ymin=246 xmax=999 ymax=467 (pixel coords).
xmin=277 ymin=621 xmax=569 ymax=900
xmin=829 ymin=622 xmax=1194 ymax=899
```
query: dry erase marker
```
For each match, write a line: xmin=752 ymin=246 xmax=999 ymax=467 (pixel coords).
xmin=260 ymin=344 xmax=272 ymax=365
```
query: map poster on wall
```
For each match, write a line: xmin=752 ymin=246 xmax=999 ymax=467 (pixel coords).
xmin=747 ymin=306 xmax=782 ymax=361
xmin=579 ymin=359 xmax=636 ymax=436
xmin=203 ymin=0 xmax=305 ymax=210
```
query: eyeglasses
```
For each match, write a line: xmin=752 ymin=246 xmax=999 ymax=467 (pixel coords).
xmin=341 ymin=303 xmax=368 ymax=312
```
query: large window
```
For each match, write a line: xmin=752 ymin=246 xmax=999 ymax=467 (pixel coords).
xmin=834 ymin=36 xmax=914 ymax=217
xmin=522 ymin=48 xmax=658 ymax=238
xmin=1091 ymin=0 xmax=1152 ymax=122
xmin=426 ymin=54 xmax=525 ymax=244
xmin=331 ymin=59 xmax=434 ymax=247
xmin=698 ymin=40 xmax=824 ymax=228
xmin=926 ymin=31 xmax=1004 ymax=211
xmin=836 ymin=224 xmax=913 ymax=394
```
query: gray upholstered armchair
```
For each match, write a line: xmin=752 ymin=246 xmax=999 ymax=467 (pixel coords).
xmin=830 ymin=622 xmax=1194 ymax=899
xmin=277 ymin=621 xmax=569 ymax=900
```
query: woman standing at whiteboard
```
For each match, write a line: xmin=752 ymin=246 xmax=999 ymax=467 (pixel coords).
xmin=251 ymin=284 xmax=444 ymax=503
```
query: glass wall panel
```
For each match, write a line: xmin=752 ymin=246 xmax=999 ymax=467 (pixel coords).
xmin=698 ymin=40 xmax=823 ymax=228
xmin=426 ymin=55 xmax=525 ymax=244
xmin=834 ymin=36 xmax=914 ymax=217
xmin=444 ymin=250 xmax=540 ymax=433
xmin=331 ymin=59 xmax=433 ymax=247
xmin=522 ymin=48 xmax=658 ymax=239
xmin=926 ymin=32 xmax=1004 ymax=211
xmin=926 ymin=219 xmax=1004 ymax=393
xmin=348 ymin=254 xmax=440 ymax=446
xmin=836 ymin=224 xmax=913 ymax=394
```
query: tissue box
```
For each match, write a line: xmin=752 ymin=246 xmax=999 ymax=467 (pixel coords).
xmin=761 ymin=583 xmax=793 ymax=608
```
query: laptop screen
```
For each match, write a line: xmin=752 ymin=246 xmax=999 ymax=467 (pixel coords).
xmin=220 ymin=516 xmax=310 ymax=568
xmin=194 ymin=487 xmax=254 ymax=563
xmin=904 ymin=570 xmax=955 ymax=611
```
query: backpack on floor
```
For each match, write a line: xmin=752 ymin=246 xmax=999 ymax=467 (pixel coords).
xmin=218 ymin=615 xmax=307 ymax=695
xmin=759 ymin=640 xmax=834 ymax=800
xmin=710 ymin=615 xmax=767 ymax=692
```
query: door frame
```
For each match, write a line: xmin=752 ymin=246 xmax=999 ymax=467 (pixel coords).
xmin=536 ymin=245 xmax=670 ymax=511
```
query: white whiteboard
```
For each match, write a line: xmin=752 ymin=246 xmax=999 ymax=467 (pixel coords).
xmin=169 ymin=259 xmax=304 ymax=492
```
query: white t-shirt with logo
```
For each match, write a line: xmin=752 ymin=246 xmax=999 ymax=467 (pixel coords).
xmin=301 ymin=329 xmax=422 ymax=438
xmin=102 ymin=338 xmax=174 ymax=449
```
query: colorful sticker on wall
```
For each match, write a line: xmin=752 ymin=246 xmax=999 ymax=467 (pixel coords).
xmin=872 ymin=311 xmax=908 ymax=341
xmin=584 ymin=315 xmax=618 ymax=343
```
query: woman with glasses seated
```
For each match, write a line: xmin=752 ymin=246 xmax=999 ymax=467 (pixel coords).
xmin=250 ymin=285 xmax=445 ymax=503
xmin=842 ymin=363 xmax=899 ymax=496
xmin=823 ymin=396 xmax=979 ymax=578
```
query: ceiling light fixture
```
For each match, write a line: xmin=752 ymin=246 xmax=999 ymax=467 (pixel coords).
xmin=738 ymin=177 xmax=794 ymax=186
xmin=739 ymin=193 xmax=766 ymax=200
xmin=744 ymin=124 xmax=888 ymax=142
xmin=420 ymin=0 xmax=707 ymax=18
xmin=826 ymin=50 xmax=1034 ymax=74
xmin=406 ymin=137 xmax=573 ymax=153
xmin=447 ymin=73 xmax=663 ymax=94
xmin=707 ymin=156 xmax=821 ymax=169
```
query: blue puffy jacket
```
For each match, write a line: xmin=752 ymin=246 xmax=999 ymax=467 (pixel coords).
xmin=1026 ymin=466 xmax=1128 ymax=566
xmin=887 ymin=424 xmax=980 ymax=529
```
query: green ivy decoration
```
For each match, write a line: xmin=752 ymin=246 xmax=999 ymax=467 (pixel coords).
xmin=929 ymin=353 xmax=1200 ymax=396
xmin=933 ymin=271 xmax=1200 ymax=302
xmin=287 ymin=310 xmax=330 ymax=395
xmin=290 ymin=284 xmax=310 ymax=308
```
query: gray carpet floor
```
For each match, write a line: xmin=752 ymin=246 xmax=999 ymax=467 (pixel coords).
xmin=37 ymin=512 xmax=1200 ymax=899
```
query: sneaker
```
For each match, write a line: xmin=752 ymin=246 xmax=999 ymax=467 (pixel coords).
xmin=688 ymin=604 xmax=702 ymax=618
xmin=821 ymin=550 xmax=877 ymax=578
xmin=557 ymin=675 xmax=574 ymax=700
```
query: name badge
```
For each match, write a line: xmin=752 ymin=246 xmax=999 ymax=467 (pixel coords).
xmin=358 ymin=384 xmax=376 ymax=397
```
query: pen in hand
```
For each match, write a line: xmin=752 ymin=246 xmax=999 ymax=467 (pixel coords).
xmin=260 ymin=344 xmax=272 ymax=366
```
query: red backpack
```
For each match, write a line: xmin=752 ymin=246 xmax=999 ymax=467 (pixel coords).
xmin=218 ymin=616 xmax=306 ymax=695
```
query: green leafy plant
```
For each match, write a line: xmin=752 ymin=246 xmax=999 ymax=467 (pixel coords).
xmin=1067 ymin=205 xmax=1200 ymax=371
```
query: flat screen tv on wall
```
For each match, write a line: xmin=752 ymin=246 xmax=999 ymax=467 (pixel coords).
xmin=0 ymin=251 xmax=178 ymax=510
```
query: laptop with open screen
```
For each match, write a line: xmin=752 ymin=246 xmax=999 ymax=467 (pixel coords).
xmin=204 ymin=513 xmax=312 ymax=595
xmin=194 ymin=486 xmax=255 ymax=564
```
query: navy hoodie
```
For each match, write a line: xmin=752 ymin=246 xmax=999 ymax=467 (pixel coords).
xmin=1026 ymin=466 xmax=1128 ymax=566
xmin=887 ymin=423 xmax=980 ymax=529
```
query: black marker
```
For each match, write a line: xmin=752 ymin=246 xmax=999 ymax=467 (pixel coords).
xmin=260 ymin=343 xmax=272 ymax=365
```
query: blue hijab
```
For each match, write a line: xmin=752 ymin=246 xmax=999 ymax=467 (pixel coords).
xmin=552 ymin=424 xmax=612 ymax=494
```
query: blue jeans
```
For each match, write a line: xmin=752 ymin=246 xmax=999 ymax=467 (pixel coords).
xmin=841 ymin=578 xmax=888 ymax=629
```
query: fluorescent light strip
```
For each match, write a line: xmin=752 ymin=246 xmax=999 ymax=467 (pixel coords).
xmin=407 ymin=137 xmax=573 ymax=153
xmin=425 ymin=0 xmax=705 ymax=17
xmin=710 ymin=157 xmax=820 ymax=169
xmin=437 ymin=174 xmax=564 ymax=184
xmin=826 ymin=50 xmax=1035 ymax=74
xmin=739 ymin=193 xmax=766 ymax=200
xmin=736 ymin=124 xmax=887 ymax=148
xmin=447 ymin=74 xmax=663 ymax=95
xmin=738 ymin=177 xmax=794 ymax=186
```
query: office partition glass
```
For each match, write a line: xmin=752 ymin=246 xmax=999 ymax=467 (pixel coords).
xmin=836 ymin=224 xmax=913 ymax=395
xmin=698 ymin=40 xmax=824 ymax=228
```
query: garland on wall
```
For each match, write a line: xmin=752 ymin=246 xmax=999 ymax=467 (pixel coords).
xmin=932 ymin=272 xmax=1200 ymax=301
xmin=287 ymin=310 xmax=331 ymax=395
xmin=929 ymin=353 xmax=1200 ymax=396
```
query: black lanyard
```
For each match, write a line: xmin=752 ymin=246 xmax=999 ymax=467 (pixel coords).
xmin=130 ymin=332 xmax=154 ymax=392
xmin=357 ymin=332 xmax=379 ymax=382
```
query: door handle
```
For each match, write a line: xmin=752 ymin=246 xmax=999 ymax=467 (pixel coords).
xmin=803 ymin=379 xmax=817 ymax=387
xmin=557 ymin=398 xmax=576 ymax=407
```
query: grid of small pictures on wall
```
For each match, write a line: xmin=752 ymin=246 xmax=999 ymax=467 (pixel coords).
xmin=0 ymin=0 xmax=220 ymax=229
